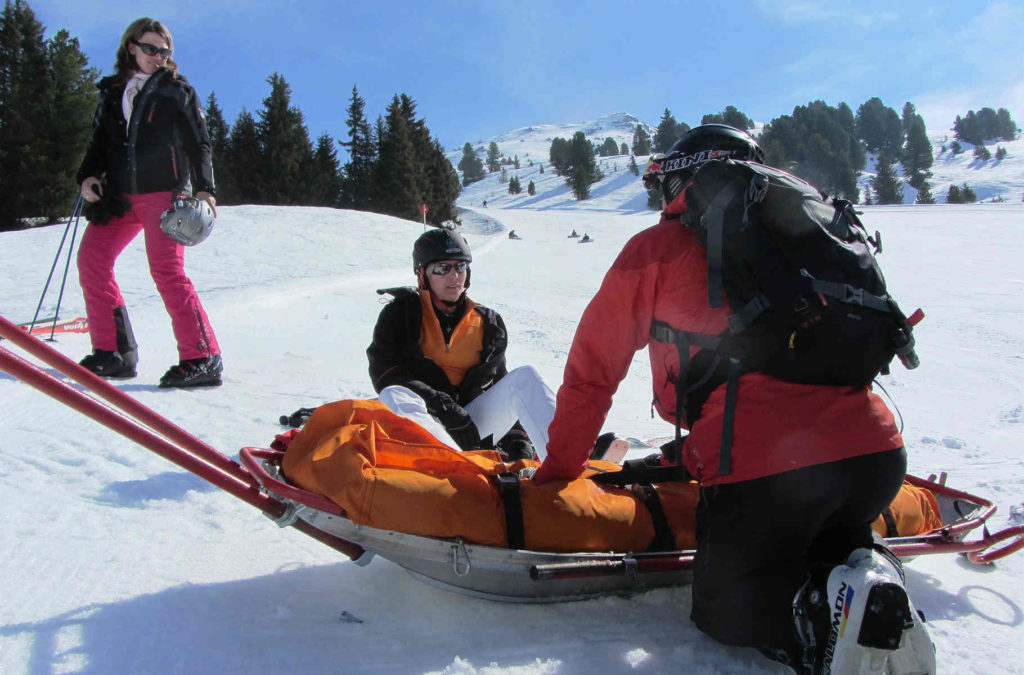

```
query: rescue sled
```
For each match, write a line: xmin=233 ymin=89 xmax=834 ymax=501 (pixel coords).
xmin=2 ymin=314 xmax=1022 ymax=604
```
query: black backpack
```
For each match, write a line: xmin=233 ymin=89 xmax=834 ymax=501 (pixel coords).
xmin=651 ymin=159 xmax=922 ymax=474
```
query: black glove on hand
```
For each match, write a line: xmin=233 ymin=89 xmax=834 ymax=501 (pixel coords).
xmin=497 ymin=428 xmax=536 ymax=461
xmin=82 ymin=190 xmax=130 ymax=225
xmin=429 ymin=394 xmax=480 ymax=451
xmin=279 ymin=406 xmax=317 ymax=428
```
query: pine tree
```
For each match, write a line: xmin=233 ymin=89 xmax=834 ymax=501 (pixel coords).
xmin=508 ymin=175 xmax=521 ymax=195
xmin=856 ymin=97 xmax=904 ymax=158
xmin=225 ymin=108 xmax=261 ymax=204
xmin=872 ymin=155 xmax=902 ymax=204
xmin=309 ymin=132 xmax=342 ymax=206
xmin=654 ymin=108 xmax=687 ymax=153
xmin=628 ymin=154 xmax=639 ymax=176
xmin=527 ymin=179 xmax=535 ymax=196
xmin=599 ymin=137 xmax=618 ymax=157
xmin=549 ymin=137 xmax=570 ymax=176
xmin=256 ymin=73 xmax=314 ymax=204
xmin=760 ymin=100 xmax=863 ymax=201
xmin=567 ymin=131 xmax=599 ymax=200
xmin=457 ymin=142 xmax=485 ymax=185
xmin=631 ymin=124 xmax=652 ymax=155
xmin=702 ymin=105 xmax=754 ymax=130
xmin=339 ymin=85 xmax=376 ymax=210
xmin=40 ymin=28 xmax=96 ymax=222
xmin=486 ymin=142 xmax=501 ymax=172
xmin=946 ymin=184 xmax=962 ymax=204
xmin=902 ymin=112 xmax=933 ymax=186
xmin=0 ymin=0 xmax=51 ymax=227
xmin=421 ymin=137 xmax=460 ymax=224
xmin=915 ymin=180 xmax=935 ymax=204
xmin=620 ymin=142 xmax=628 ymax=155
xmin=961 ymin=183 xmax=977 ymax=203
xmin=204 ymin=92 xmax=232 ymax=202
xmin=372 ymin=95 xmax=421 ymax=221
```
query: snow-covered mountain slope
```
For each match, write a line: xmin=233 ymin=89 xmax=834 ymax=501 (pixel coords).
xmin=456 ymin=113 xmax=1023 ymax=207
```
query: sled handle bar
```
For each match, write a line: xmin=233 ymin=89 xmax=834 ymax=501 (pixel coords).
xmin=0 ymin=314 xmax=251 ymax=485
xmin=238 ymin=447 xmax=345 ymax=516
xmin=0 ymin=317 xmax=364 ymax=561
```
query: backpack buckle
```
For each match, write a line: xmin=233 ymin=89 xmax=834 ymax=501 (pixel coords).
xmin=842 ymin=285 xmax=864 ymax=305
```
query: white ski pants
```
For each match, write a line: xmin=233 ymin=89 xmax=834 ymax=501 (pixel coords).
xmin=378 ymin=366 xmax=556 ymax=459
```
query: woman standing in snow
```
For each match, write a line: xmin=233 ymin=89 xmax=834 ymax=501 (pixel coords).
xmin=75 ymin=17 xmax=222 ymax=388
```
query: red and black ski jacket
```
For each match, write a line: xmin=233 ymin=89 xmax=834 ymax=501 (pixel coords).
xmin=534 ymin=215 xmax=903 ymax=486
xmin=77 ymin=68 xmax=215 ymax=197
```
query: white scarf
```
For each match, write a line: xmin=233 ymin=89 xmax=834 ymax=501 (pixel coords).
xmin=122 ymin=72 xmax=152 ymax=123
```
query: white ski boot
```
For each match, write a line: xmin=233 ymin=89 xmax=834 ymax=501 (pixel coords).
xmin=794 ymin=547 xmax=936 ymax=674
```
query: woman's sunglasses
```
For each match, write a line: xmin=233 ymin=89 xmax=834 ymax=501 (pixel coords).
xmin=429 ymin=261 xmax=469 ymax=276
xmin=132 ymin=40 xmax=172 ymax=59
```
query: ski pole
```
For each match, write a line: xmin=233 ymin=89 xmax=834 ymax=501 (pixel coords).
xmin=47 ymin=196 xmax=85 ymax=341
xmin=27 ymin=195 xmax=84 ymax=338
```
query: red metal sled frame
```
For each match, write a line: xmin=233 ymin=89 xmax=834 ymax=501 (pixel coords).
xmin=2 ymin=313 xmax=1021 ymax=586
xmin=0 ymin=315 xmax=363 ymax=560
xmin=235 ymin=447 xmax=1024 ymax=581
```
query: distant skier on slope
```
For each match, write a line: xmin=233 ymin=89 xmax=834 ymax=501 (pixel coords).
xmin=531 ymin=125 xmax=934 ymax=674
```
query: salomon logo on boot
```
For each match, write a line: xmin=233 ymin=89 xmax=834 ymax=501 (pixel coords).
xmin=815 ymin=547 xmax=936 ymax=674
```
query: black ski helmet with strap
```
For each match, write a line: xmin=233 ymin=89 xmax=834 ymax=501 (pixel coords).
xmin=644 ymin=124 xmax=765 ymax=205
xmin=413 ymin=226 xmax=472 ymax=291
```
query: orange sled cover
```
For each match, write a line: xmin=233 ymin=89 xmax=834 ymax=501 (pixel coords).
xmin=282 ymin=400 xmax=941 ymax=553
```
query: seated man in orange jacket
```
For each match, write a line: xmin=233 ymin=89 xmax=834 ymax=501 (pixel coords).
xmin=367 ymin=227 xmax=555 ymax=461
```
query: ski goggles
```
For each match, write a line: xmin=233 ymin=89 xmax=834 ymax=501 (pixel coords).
xmin=429 ymin=261 xmax=469 ymax=276
xmin=642 ymin=154 xmax=689 ymax=203
xmin=132 ymin=40 xmax=173 ymax=59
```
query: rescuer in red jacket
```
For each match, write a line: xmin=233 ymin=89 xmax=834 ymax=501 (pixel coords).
xmin=532 ymin=125 xmax=934 ymax=673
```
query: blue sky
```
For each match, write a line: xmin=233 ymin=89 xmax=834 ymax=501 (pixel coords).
xmin=29 ymin=0 xmax=1024 ymax=159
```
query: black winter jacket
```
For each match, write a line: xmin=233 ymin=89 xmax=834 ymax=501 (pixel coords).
xmin=77 ymin=68 xmax=215 ymax=196
xmin=367 ymin=286 xmax=508 ymax=411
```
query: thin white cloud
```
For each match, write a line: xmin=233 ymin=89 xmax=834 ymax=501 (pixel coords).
xmin=752 ymin=0 xmax=900 ymax=28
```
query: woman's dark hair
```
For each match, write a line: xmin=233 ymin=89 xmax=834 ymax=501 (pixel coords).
xmin=114 ymin=18 xmax=179 ymax=81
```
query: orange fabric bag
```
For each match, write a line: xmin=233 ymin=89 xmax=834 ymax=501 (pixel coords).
xmin=282 ymin=400 xmax=660 ymax=552
xmin=282 ymin=400 xmax=941 ymax=553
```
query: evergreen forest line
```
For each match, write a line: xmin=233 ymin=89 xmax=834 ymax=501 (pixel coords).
xmin=0 ymin=0 xmax=1019 ymax=231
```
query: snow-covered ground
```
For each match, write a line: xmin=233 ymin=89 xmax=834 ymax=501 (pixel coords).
xmin=2 ymin=148 xmax=1024 ymax=673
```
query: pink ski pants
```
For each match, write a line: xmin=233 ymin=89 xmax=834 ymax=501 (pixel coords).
xmin=77 ymin=191 xmax=219 ymax=360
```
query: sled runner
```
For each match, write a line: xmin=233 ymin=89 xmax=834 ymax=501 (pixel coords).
xmin=2 ymin=313 xmax=1022 ymax=604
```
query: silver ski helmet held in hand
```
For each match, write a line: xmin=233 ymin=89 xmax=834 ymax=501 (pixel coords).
xmin=160 ymin=194 xmax=215 ymax=246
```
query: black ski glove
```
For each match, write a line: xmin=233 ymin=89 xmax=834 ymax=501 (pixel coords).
xmin=497 ymin=427 xmax=536 ymax=461
xmin=429 ymin=393 xmax=480 ymax=451
xmin=82 ymin=189 xmax=130 ymax=225
xmin=279 ymin=406 xmax=317 ymax=428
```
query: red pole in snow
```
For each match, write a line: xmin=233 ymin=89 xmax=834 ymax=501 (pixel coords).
xmin=0 ymin=315 xmax=251 ymax=484
xmin=0 ymin=317 xmax=365 ymax=561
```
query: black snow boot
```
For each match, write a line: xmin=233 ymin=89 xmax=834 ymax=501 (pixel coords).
xmin=159 ymin=354 xmax=223 ymax=388
xmin=79 ymin=349 xmax=137 ymax=378
xmin=113 ymin=305 xmax=139 ymax=368
xmin=79 ymin=305 xmax=139 ymax=379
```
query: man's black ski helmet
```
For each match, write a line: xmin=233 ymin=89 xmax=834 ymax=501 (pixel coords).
xmin=644 ymin=124 xmax=764 ymax=203
xmin=413 ymin=227 xmax=472 ymax=289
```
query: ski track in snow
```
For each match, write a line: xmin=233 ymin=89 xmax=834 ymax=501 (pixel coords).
xmin=2 ymin=147 xmax=1024 ymax=672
